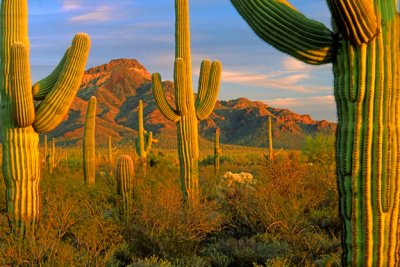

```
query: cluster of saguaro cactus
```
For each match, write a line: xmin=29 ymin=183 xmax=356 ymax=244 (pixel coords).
xmin=0 ymin=0 xmax=90 ymax=235
xmin=214 ymin=128 xmax=221 ymax=176
xmin=116 ymin=155 xmax=135 ymax=220
xmin=267 ymin=117 xmax=273 ymax=160
xmin=231 ymin=0 xmax=400 ymax=265
xmin=152 ymin=0 xmax=222 ymax=204
xmin=135 ymin=100 xmax=157 ymax=175
xmin=83 ymin=96 xmax=97 ymax=186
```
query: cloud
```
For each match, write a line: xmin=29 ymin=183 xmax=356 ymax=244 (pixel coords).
xmin=266 ymin=95 xmax=335 ymax=108
xmin=61 ymin=0 xmax=81 ymax=11
xmin=69 ymin=6 xmax=116 ymax=22
xmin=221 ymin=70 xmax=319 ymax=93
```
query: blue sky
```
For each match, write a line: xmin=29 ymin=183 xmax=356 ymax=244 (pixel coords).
xmin=28 ymin=0 xmax=336 ymax=121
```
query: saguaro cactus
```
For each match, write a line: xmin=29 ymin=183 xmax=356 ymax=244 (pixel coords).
xmin=214 ymin=128 xmax=221 ymax=176
xmin=231 ymin=0 xmax=400 ymax=265
xmin=267 ymin=117 xmax=273 ymax=160
xmin=0 ymin=0 xmax=90 ymax=235
xmin=108 ymin=135 xmax=113 ymax=166
xmin=116 ymin=155 xmax=134 ymax=220
xmin=83 ymin=96 xmax=97 ymax=186
xmin=152 ymin=0 xmax=222 ymax=203
xmin=135 ymin=100 xmax=157 ymax=176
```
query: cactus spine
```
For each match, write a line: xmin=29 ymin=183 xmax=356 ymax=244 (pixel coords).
xmin=0 ymin=0 xmax=90 ymax=235
xmin=83 ymin=96 xmax=97 ymax=186
xmin=231 ymin=0 xmax=400 ymax=265
xmin=268 ymin=117 xmax=274 ymax=160
xmin=214 ymin=128 xmax=221 ymax=176
xmin=116 ymin=155 xmax=134 ymax=220
xmin=135 ymin=100 xmax=157 ymax=176
xmin=152 ymin=0 xmax=222 ymax=203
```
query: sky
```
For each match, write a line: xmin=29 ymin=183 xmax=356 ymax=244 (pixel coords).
xmin=28 ymin=0 xmax=336 ymax=121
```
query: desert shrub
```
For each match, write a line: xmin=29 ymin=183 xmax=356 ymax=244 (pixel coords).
xmin=303 ymin=133 xmax=335 ymax=166
xmin=0 ymin=167 xmax=123 ymax=266
xmin=199 ymin=155 xmax=234 ymax=167
xmin=124 ymin=170 xmax=224 ymax=260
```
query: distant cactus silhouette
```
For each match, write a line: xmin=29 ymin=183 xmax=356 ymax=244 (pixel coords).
xmin=135 ymin=100 xmax=157 ymax=176
xmin=267 ymin=117 xmax=273 ymax=160
xmin=83 ymin=96 xmax=97 ymax=186
xmin=231 ymin=0 xmax=400 ymax=264
xmin=116 ymin=155 xmax=134 ymax=220
xmin=152 ymin=0 xmax=222 ymax=204
xmin=214 ymin=128 xmax=221 ymax=176
xmin=0 ymin=0 xmax=90 ymax=235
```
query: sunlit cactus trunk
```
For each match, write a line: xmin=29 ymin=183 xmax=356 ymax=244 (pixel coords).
xmin=116 ymin=155 xmax=134 ymax=221
xmin=152 ymin=0 xmax=222 ymax=204
xmin=231 ymin=0 xmax=400 ymax=265
xmin=135 ymin=100 xmax=157 ymax=176
xmin=267 ymin=117 xmax=274 ymax=160
xmin=0 ymin=0 xmax=90 ymax=235
xmin=83 ymin=96 xmax=97 ymax=186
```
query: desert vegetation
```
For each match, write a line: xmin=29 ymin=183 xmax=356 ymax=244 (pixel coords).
xmin=0 ymin=134 xmax=341 ymax=266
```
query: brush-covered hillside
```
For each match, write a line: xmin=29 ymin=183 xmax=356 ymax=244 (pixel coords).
xmin=50 ymin=58 xmax=336 ymax=149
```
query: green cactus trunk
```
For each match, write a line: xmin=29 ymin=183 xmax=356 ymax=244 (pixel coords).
xmin=0 ymin=0 xmax=90 ymax=235
xmin=44 ymin=134 xmax=48 ymax=164
xmin=268 ymin=117 xmax=274 ymax=160
xmin=152 ymin=0 xmax=222 ymax=204
xmin=116 ymin=155 xmax=134 ymax=221
xmin=214 ymin=128 xmax=221 ymax=176
xmin=135 ymin=100 xmax=156 ymax=176
xmin=83 ymin=96 xmax=97 ymax=186
xmin=231 ymin=0 xmax=400 ymax=265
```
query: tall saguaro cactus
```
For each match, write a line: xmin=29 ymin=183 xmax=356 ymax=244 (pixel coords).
xmin=0 ymin=0 xmax=90 ymax=235
xmin=231 ymin=0 xmax=400 ymax=265
xmin=152 ymin=0 xmax=222 ymax=203
xmin=83 ymin=96 xmax=97 ymax=186
xmin=135 ymin=100 xmax=157 ymax=176
xmin=116 ymin=155 xmax=135 ymax=221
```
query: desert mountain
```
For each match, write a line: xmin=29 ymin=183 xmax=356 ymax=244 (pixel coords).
xmin=50 ymin=59 xmax=336 ymax=149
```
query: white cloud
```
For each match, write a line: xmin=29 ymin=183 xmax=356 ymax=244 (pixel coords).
xmin=70 ymin=6 xmax=115 ymax=22
xmin=61 ymin=0 xmax=81 ymax=11
xmin=266 ymin=95 xmax=335 ymax=108
xmin=221 ymin=70 xmax=321 ymax=93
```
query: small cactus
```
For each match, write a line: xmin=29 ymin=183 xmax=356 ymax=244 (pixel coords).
xmin=267 ymin=117 xmax=274 ymax=160
xmin=83 ymin=96 xmax=97 ymax=186
xmin=214 ymin=128 xmax=221 ymax=176
xmin=116 ymin=155 xmax=134 ymax=220
xmin=108 ymin=135 xmax=114 ymax=167
xmin=135 ymin=100 xmax=158 ymax=176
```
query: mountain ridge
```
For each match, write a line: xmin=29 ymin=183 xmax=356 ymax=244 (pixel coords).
xmin=50 ymin=58 xmax=336 ymax=149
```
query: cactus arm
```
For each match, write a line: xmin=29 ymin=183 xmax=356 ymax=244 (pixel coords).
xmin=174 ymin=58 xmax=188 ymax=116
xmin=152 ymin=73 xmax=182 ymax=122
xmin=196 ymin=60 xmax=222 ymax=120
xmin=10 ymin=43 xmax=35 ymax=127
xmin=327 ymin=0 xmax=379 ymax=45
xmin=33 ymin=33 xmax=90 ymax=133
xmin=32 ymin=48 xmax=70 ymax=100
xmin=230 ymin=0 xmax=335 ymax=65
xmin=195 ymin=60 xmax=211 ymax=105
xmin=144 ymin=132 xmax=153 ymax=153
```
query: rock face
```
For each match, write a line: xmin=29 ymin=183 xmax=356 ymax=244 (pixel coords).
xmin=49 ymin=58 xmax=336 ymax=149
